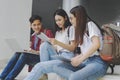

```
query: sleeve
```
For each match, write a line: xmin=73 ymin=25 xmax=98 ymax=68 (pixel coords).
xmin=69 ymin=26 xmax=75 ymax=41
xmin=88 ymin=21 xmax=101 ymax=38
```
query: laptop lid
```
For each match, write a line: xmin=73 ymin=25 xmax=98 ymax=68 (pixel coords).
xmin=5 ymin=38 xmax=24 ymax=52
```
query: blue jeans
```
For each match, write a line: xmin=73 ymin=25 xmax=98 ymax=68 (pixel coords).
xmin=0 ymin=52 xmax=40 ymax=80
xmin=24 ymin=42 xmax=75 ymax=80
xmin=24 ymin=60 xmax=63 ymax=80
xmin=53 ymin=55 xmax=108 ymax=80
xmin=40 ymin=42 xmax=57 ymax=61
xmin=40 ymin=42 xmax=74 ymax=62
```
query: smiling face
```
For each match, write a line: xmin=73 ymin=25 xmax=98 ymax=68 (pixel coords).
xmin=30 ymin=19 xmax=42 ymax=34
xmin=55 ymin=15 xmax=66 ymax=29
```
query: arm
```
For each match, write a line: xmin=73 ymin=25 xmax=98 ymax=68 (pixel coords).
xmin=49 ymin=27 xmax=77 ymax=52
xmin=49 ymin=38 xmax=77 ymax=52
xmin=24 ymin=41 xmax=40 ymax=55
xmin=71 ymin=36 xmax=100 ymax=67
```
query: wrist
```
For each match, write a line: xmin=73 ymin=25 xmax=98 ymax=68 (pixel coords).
xmin=55 ymin=40 xmax=58 ymax=45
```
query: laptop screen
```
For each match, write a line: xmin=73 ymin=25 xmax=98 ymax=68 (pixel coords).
xmin=5 ymin=38 xmax=23 ymax=52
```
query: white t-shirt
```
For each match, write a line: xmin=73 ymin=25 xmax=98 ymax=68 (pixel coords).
xmin=55 ymin=26 xmax=75 ymax=52
xmin=79 ymin=21 xmax=103 ymax=56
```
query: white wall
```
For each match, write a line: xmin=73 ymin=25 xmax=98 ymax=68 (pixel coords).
xmin=0 ymin=0 xmax=32 ymax=60
xmin=62 ymin=0 xmax=80 ymax=16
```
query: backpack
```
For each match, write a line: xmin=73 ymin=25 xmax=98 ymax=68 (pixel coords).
xmin=100 ymin=24 xmax=120 ymax=74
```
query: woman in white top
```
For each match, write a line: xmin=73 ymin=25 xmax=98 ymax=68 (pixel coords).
xmin=39 ymin=9 xmax=77 ymax=62
xmin=52 ymin=5 xmax=108 ymax=80
xmin=24 ymin=9 xmax=77 ymax=80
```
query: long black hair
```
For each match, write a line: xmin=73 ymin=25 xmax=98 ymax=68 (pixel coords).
xmin=54 ymin=9 xmax=71 ymax=32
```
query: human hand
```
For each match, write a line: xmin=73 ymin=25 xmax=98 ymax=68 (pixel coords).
xmin=71 ymin=54 xmax=83 ymax=67
xmin=24 ymin=48 xmax=32 ymax=52
xmin=24 ymin=48 xmax=36 ymax=53
xmin=49 ymin=38 xmax=58 ymax=45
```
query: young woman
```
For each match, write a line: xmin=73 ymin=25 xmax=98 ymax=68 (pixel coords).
xmin=0 ymin=15 xmax=53 ymax=80
xmin=52 ymin=5 xmax=109 ymax=80
xmin=24 ymin=9 xmax=77 ymax=80
xmin=40 ymin=9 xmax=76 ymax=62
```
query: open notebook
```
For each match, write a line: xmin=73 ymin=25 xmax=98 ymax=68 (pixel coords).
xmin=5 ymin=38 xmax=33 ymax=54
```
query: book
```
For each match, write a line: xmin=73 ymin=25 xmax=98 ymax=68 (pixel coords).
xmin=37 ymin=32 xmax=50 ymax=42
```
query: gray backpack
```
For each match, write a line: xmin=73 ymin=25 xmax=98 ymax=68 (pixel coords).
xmin=100 ymin=24 xmax=120 ymax=73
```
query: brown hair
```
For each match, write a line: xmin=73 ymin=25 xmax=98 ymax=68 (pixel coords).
xmin=70 ymin=5 xmax=87 ymax=45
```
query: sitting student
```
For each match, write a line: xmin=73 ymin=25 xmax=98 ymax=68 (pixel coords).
xmin=24 ymin=9 xmax=77 ymax=80
xmin=40 ymin=8 xmax=76 ymax=62
xmin=0 ymin=15 xmax=53 ymax=80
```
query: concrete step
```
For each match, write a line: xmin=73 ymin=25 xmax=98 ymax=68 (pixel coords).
xmin=100 ymin=74 xmax=120 ymax=80
xmin=1 ymin=59 xmax=120 ymax=80
xmin=48 ymin=73 xmax=120 ymax=80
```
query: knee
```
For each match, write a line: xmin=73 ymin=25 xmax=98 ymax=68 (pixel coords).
xmin=19 ymin=53 xmax=28 ymax=59
xmin=14 ymin=52 xmax=21 ymax=56
xmin=34 ymin=62 xmax=42 ymax=68
xmin=40 ymin=42 xmax=51 ymax=50
xmin=33 ymin=62 xmax=47 ymax=71
xmin=11 ymin=52 xmax=21 ymax=59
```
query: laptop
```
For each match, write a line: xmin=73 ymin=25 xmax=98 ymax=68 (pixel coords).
xmin=5 ymin=38 xmax=33 ymax=54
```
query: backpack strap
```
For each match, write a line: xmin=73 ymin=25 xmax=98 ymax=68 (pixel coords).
xmin=109 ymin=64 xmax=115 ymax=74
xmin=67 ymin=26 xmax=70 ymax=44
xmin=67 ymin=26 xmax=70 ymax=37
